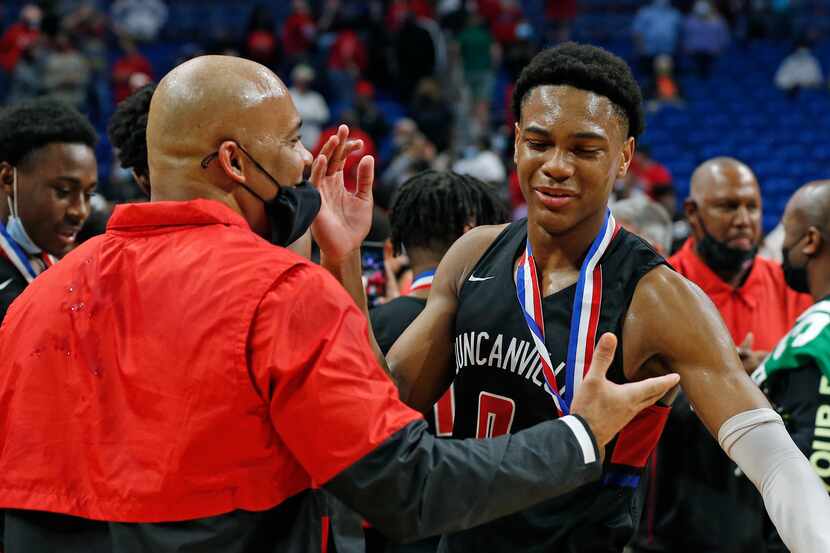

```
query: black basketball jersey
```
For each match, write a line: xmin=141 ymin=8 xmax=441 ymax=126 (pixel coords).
xmin=441 ymin=219 xmax=669 ymax=553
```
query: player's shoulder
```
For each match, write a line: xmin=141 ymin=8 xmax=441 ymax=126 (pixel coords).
xmin=631 ymin=264 xmax=712 ymax=320
xmin=440 ymin=223 xmax=511 ymax=289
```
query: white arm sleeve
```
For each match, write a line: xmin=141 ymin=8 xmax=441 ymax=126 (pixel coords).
xmin=718 ymin=408 xmax=830 ymax=553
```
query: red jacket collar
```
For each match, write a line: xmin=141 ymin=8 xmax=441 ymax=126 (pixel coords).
xmin=107 ymin=199 xmax=251 ymax=233
xmin=670 ymin=238 xmax=764 ymax=308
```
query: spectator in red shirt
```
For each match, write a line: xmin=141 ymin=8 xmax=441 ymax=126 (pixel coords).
xmin=633 ymin=156 xmax=813 ymax=553
xmin=243 ymin=4 xmax=279 ymax=69
xmin=111 ymin=37 xmax=154 ymax=104
xmin=490 ymin=0 xmax=524 ymax=45
xmin=0 ymin=4 xmax=42 ymax=73
xmin=282 ymin=0 xmax=316 ymax=64
xmin=545 ymin=0 xmax=577 ymax=42
xmin=327 ymin=29 xmax=367 ymax=105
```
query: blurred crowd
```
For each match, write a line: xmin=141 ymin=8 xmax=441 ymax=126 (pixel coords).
xmin=0 ymin=0 xmax=827 ymax=223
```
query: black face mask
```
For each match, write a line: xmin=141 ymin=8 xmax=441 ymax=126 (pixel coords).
xmin=696 ymin=220 xmax=757 ymax=274
xmin=201 ymin=144 xmax=320 ymax=247
xmin=781 ymin=238 xmax=811 ymax=294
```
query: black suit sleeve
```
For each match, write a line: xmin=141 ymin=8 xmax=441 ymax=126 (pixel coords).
xmin=325 ymin=415 xmax=602 ymax=543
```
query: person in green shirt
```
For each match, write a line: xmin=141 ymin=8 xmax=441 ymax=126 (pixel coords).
xmin=754 ymin=180 xmax=830 ymax=551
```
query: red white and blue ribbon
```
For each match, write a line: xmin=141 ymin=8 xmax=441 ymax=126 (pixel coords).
xmin=516 ymin=209 xmax=618 ymax=416
xmin=409 ymin=269 xmax=436 ymax=294
xmin=0 ymin=223 xmax=54 ymax=284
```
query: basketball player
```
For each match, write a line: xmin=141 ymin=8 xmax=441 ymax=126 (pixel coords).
xmin=754 ymin=180 xmax=830 ymax=551
xmin=0 ymin=98 xmax=98 ymax=320
xmin=339 ymin=43 xmax=830 ymax=552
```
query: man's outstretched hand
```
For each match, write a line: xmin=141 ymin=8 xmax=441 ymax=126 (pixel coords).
xmin=570 ymin=333 xmax=680 ymax=448
xmin=310 ymin=124 xmax=374 ymax=262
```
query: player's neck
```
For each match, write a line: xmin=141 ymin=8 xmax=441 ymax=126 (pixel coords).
xmin=810 ymin=259 xmax=830 ymax=302
xmin=408 ymin=249 xmax=441 ymax=277
xmin=527 ymin=210 xmax=606 ymax=283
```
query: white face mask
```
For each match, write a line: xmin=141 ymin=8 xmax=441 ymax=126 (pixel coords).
xmin=6 ymin=167 xmax=42 ymax=255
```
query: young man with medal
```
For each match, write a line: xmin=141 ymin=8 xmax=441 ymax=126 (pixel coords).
xmin=346 ymin=43 xmax=830 ymax=552
xmin=753 ymin=180 xmax=830 ymax=552
xmin=0 ymin=98 xmax=98 ymax=320
xmin=0 ymin=55 xmax=679 ymax=553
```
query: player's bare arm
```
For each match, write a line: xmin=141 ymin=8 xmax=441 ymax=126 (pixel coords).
xmin=622 ymin=264 xmax=769 ymax=432
xmin=389 ymin=224 xmax=506 ymax=410
xmin=623 ymin=264 xmax=830 ymax=552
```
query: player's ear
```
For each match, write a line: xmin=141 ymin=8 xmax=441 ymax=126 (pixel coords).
xmin=804 ymin=226 xmax=823 ymax=256
xmin=513 ymin=122 xmax=521 ymax=165
xmin=684 ymin=197 xmax=703 ymax=238
xmin=0 ymin=162 xmax=14 ymax=197
xmin=618 ymin=137 xmax=635 ymax=178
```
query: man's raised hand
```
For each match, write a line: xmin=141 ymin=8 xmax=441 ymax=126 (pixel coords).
xmin=310 ymin=124 xmax=375 ymax=262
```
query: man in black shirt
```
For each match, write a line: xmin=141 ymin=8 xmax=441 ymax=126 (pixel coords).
xmin=0 ymin=98 xmax=98 ymax=321
xmin=754 ymin=180 xmax=830 ymax=551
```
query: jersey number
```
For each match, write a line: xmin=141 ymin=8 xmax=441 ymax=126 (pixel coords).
xmin=476 ymin=391 xmax=516 ymax=438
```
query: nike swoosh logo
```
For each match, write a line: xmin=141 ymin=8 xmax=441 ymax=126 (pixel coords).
xmin=0 ymin=278 xmax=14 ymax=290
xmin=468 ymin=275 xmax=495 ymax=282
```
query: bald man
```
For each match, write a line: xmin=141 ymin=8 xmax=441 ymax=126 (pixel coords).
xmin=634 ymin=157 xmax=812 ymax=553
xmin=754 ymin=181 xmax=830 ymax=551
xmin=0 ymin=56 xmax=679 ymax=553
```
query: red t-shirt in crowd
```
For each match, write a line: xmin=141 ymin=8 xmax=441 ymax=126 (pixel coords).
xmin=327 ymin=30 xmax=367 ymax=73
xmin=0 ymin=22 xmax=39 ymax=72
xmin=0 ymin=199 xmax=420 ymax=522
xmin=282 ymin=12 xmax=315 ymax=57
xmin=669 ymin=238 xmax=812 ymax=351
xmin=112 ymin=52 xmax=154 ymax=103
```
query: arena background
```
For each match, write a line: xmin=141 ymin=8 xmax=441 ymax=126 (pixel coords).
xmin=1 ymin=0 xmax=829 ymax=236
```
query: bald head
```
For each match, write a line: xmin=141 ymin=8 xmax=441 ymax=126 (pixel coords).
xmin=690 ymin=157 xmax=759 ymax=201
xmin=786 ymin=180 xmax=830 ymax=236
xmin=148 ymin=56 xmax=292 ymax=169
xmin=685 ymin=157 xmax=763 ymax=270
xmin=145 ymin=56 xmax=312 ymax=230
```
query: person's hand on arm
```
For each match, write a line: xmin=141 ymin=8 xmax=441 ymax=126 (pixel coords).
xmin=623 ymin=266 xmax=830 ymax=553
xmin=249 ymin=270 xmax=680 ymax=542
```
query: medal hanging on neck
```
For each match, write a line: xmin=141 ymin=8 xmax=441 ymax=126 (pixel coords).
xmin=0 ymin=223 xmax=54 ymax=284
xmin=409 ymin=269 xmax=436 ymax=294
xmin=515 ymin=209 xmax=618 ymax=416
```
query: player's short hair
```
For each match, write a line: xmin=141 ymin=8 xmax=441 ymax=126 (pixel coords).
xmin=390 ymin=170 xmax=510 ymax=256
xmin=511 ymin=42 xmax=644 ymax=139
xmin=0 ymin=98 xmax=97 ymax=167
xmin=108 ymin=84 xmax=155 ymax=178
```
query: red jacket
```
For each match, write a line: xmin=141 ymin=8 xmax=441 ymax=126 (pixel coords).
xmin=0 ymin=199 xmax=419 ymax=522
xmin=669 ymin=238 xmax=812 ymax=351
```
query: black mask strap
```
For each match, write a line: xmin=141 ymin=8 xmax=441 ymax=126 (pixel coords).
xmin=200 ymin=143 xmax=284 ymax=203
